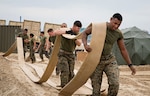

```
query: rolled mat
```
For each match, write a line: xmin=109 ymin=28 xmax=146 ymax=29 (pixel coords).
xmin=36 ymin=31 xmax=83 ymax=83
xmin=17 ymin=35 xmax=62 ymax=83
xmin=16 ymin=30 xmax=83 ymax=84
xmin=2 ymin=40 xmax=17 ymax=57
xmin=59 ymin=22 xmax=106 ymax=96
xmin=3 ymin=22 xmax=106 ymax=96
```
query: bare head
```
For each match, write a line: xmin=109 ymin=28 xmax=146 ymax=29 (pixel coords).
xmin=61 ymin=23 xmax=67 ymax=28
xmin=47 ymin=28 xmax=54 ymax=36
xmin=23 ymin=29 xmax=28 ymax=34
xmin=109 ymin=13 xmax=123 ymax=30
xmin=30 ymin=33 xmax=34 ymax=38
xmin=40 ymin=31 xmax=44 ymax=36
xmin=72 ymin=20 xmax=82 ymax=34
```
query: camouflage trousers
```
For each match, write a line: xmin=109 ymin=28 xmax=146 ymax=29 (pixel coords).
xmin=23 ymin=46 xmax=28 ymax=58
xmin=57 ymin=51 xmax=75 ymax=87
xmin=39 ymin=46 xmax=49 ymax=60
xmin=90 ymin=54 xmax=119 ymax=96
xmin=29 ymin=47 xmax=36 ymax=63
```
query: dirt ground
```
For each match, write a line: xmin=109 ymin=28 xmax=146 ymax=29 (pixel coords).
xmin=0 ymin=52 xmax=150 ymax=96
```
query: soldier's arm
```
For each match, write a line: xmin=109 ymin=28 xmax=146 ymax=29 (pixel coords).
xmin=82 ymin=26 xmax=92 ymax=52
xmin=117 ymin=39 xmax=136 ymax=75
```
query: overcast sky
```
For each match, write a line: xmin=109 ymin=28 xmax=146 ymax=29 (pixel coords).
xmin=0 ymin=0 xmax=150 ymax=33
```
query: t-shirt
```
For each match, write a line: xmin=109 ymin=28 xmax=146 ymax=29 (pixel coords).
xmin=49 ymin=36 xmax=56 ymax=44
xmin=17 ymin=32 xmax=29 ymax=40
xmin=30 ymin=38 xmax=35 ymax=48
xmin=17 ymin=32 xmax=29 ymax=46
xmin=60 ymin=30 xmax=77 ymax=52
xmin=39 ymin=36 xmax=46 ymax=47
xmin=102 ymin=27 xmax=123 ymax=56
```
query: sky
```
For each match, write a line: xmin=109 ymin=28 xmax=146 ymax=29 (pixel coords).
xmin=0 ymin=0 xmax=150 ymax=33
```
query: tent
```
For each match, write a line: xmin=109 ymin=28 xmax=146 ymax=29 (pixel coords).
xmin=113 ymin=26 xmax=150 ymax=65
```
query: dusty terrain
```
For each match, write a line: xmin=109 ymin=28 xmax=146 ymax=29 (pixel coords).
xmin=0 ymin=52 xmax=150 ymax=96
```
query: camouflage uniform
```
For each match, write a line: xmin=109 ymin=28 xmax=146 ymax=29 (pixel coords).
xmin=29 ymin=37 xmax=36 ymax=63
xmin=17 ymin=32 xmax=29 ymax=58
xmin=39 ymin=36 xmax=49 ymax=60
xmin=48 ymin=36 xmax=56 ymax=55
xmin=57 ymin=30 xmax=77 ymax=87
xmin=58 ymin=51 xmax=75 ymax=87
xmin=90 ymin=28 xmax=123 ymax=96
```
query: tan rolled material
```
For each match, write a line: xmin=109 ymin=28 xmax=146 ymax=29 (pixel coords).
xmin=16 ymin=31 xmax=83 ymax=84
xmin=59 ymin=22 xmax=106 ymax=96
xmin=3 ymin=40 xmax=17 ymax=57
xmin=3 ymin=22 xmax=106 ymax=96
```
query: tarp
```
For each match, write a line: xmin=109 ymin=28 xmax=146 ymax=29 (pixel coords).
xmin=113 ymin=26 xmax=150 ymax=65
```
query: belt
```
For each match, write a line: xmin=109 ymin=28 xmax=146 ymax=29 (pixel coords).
xmin=101 ymin=53 xmax=113 ymax=60
xmin=59 ymin=49 xmax=73 ymax=54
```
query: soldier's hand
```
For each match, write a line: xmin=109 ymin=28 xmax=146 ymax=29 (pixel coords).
xmin=129 ymin=66 xmax=136 ymax=75
xmin=84 ymin=45 xmax=92 ymax=52
xmin=33 ymin=47 xmax=36 ymax=50
xmin=24 ymin=39 xmax=29 ymax=43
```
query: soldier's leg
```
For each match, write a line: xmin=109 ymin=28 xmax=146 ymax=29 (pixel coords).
xmin=31 ymin=49 xmax=36 ymax=63
xmin=25 ymin=48 xmax=31 ymax=62
xmin=90 ymin=61 xmax=105 ymax=96
xmin=24 ymin=45 xmax=28 ymax=59
xmin=68 ymin=54 xmax=75 ymax=81
xmin=23 ymin=47 xmax=26 ymax=58
xmin=45 ymin=50 xmax=50 ymax=58
xmin=39 ymin=47 xmax=44 ymax=60
xmin=104 ymin=60 xmax=119 ymax=96
xmin=49 ymin=47 xmax=52 ymax=55
xmin=56 ymin=62 xmax=60 ymax=75
xmin=59 ymin=56 xmax=69 ymax=87
xmin=32 ymin=50 xmax=36 ymax=62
